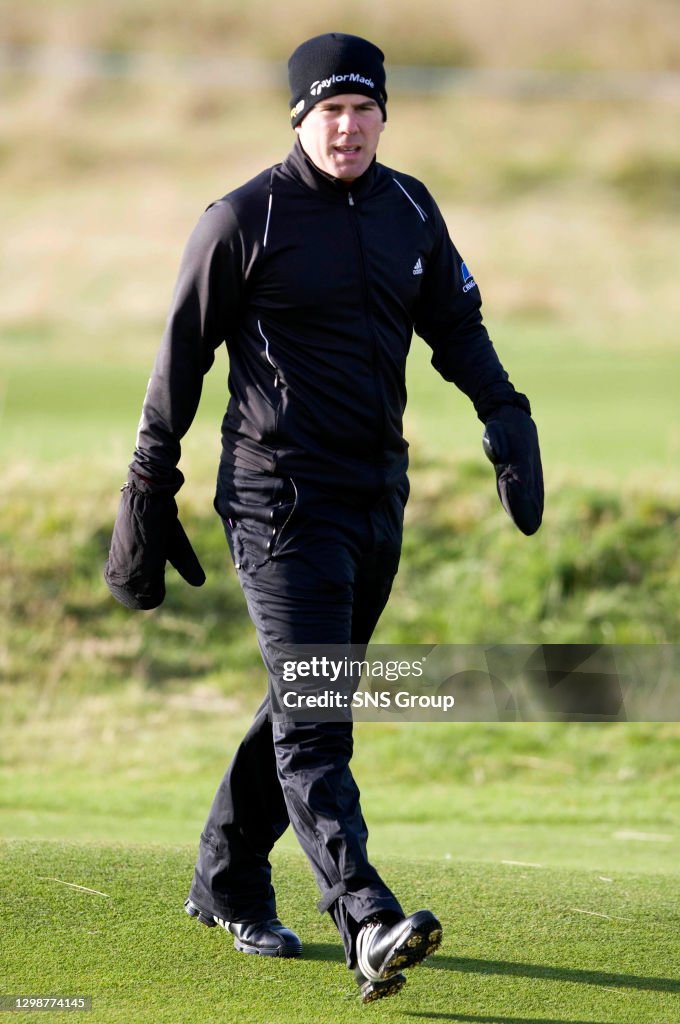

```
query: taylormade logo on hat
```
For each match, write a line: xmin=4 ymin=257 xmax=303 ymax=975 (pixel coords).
xmin=310 ymin=73 xmax=376 ymax=97
xmin=288 ymin=32 xmax=387 ymax=128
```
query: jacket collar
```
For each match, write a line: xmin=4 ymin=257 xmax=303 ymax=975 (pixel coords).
xmin=281 ymin=137 xmax=378 ymax=201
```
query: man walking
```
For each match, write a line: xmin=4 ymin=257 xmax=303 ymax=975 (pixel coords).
xmin=105 ymin=32 xmax=542 ymax=1002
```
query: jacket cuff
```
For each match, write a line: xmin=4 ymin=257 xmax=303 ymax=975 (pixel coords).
xmin=128 ymin=464 xmax=185 ymax=496
xmin=475 ymin=385 xmax=532 ymax=423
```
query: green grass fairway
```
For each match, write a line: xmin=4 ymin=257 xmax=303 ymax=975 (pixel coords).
xmin=1 ymin=839 xmax=678 ymax=1024
xmin=2 ymin=716 xmax=679 ymax=1022
xmin=2 ymin=325 xmax=679 ymax=483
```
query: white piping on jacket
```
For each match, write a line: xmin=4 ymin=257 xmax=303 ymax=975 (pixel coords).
xmin=392 ymin=178 xmax=427 ymax=222
xmin=257 ymin=319 xmax=277 ymax=374
xmin=263 ymin=191 xmax=273 ymax=248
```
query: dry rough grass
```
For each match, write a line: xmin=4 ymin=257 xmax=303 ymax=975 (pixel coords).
xmin=3 ymin=0 xmax=680 ymax=68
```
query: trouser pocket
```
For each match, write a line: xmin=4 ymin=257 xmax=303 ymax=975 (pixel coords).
xmin=215 ymin=471 xmax=297 ymax=573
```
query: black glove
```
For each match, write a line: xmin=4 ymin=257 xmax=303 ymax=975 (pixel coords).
xmin=483 ymin=404 xmax=544 ymax=536
xmin=104 ymin=467 xmax=206 ymax=610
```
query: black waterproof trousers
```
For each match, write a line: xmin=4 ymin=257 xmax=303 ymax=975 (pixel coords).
xmin=188 ymin=470 xmax=408 ymax=964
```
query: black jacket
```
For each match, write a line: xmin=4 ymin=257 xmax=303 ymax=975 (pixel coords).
xmin=134 ymin=140 xmax=523 ymax=497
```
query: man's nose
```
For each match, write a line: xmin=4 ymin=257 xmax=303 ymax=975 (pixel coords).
xmin=338 ymin=112 xmax=359 ymax=133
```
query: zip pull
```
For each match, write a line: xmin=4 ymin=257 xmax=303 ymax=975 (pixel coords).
xmin=348 ymin=192 xmax=354 ymax=206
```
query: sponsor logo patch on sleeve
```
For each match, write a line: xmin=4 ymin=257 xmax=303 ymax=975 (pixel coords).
xmin=461 ymin=260 xmax=477 ymax=293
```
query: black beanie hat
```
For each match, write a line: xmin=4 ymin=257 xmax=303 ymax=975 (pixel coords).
xmin=288 ymin=33 xmax=387 ymax=128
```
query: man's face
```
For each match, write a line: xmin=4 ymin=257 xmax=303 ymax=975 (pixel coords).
xmin=295 ymin=93 xmax=385 ymax=182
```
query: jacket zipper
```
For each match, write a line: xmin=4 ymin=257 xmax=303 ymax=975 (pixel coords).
xmin=347 ymin=190 xmax=386 ymax=458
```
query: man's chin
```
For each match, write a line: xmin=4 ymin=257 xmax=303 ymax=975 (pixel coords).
xmin=332 ymin=157 xmax=368 ymax=181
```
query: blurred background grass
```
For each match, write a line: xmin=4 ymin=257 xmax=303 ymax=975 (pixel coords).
xmin=1 ymin=2 xmax=679 ymax=792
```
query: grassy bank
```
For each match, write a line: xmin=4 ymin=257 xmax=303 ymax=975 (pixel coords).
xmin=1 ymin=458 xmax=678 ymax=709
